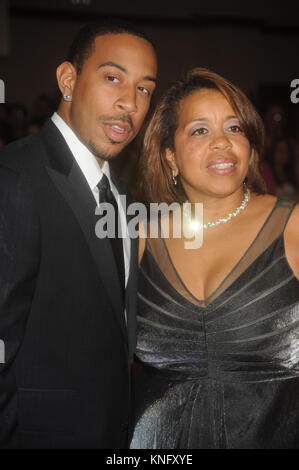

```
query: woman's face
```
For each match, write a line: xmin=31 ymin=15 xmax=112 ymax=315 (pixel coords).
xmin=166 ymin=89 xmax=251 ymax=200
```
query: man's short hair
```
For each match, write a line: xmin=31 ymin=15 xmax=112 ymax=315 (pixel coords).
xmin=68 ymin=20 xmax=155 ymax=74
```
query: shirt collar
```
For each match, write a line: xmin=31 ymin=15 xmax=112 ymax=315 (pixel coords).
xmin=51 ymin=112 xmax=111 ymax=191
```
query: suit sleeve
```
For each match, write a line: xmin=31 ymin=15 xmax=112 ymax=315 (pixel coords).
xmin=0 ymin=165 xmax=40 ymax=447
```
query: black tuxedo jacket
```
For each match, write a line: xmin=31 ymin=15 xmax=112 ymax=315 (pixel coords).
xmin=0 ymin=120 xmax=138 ymax=449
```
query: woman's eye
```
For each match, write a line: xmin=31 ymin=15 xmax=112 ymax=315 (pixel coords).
xmin=228 ymin=125 xmax=243 ymax=133
xmin=191 ymin=127 xmax=208 ymax=136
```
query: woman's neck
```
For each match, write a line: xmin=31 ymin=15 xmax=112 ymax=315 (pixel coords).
xmin=185 ymin=187 xmax=246 ymax=224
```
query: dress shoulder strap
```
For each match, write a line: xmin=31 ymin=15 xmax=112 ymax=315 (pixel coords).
xmin=242 ymin=198 xmax=297 ymax=267
xmin=266 ymin=198 xmax=298 ymax=238
xmin=275 ymin=198 xmax=298 ymax=232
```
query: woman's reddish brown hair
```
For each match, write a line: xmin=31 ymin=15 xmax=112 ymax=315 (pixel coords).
xmin=139 ymin=67 xmax=266 ymax=204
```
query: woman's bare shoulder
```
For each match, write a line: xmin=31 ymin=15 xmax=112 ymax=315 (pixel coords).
xmin=284 ymin=201 xmax=299 ymax=280
xmin=251 ymin=193 xmax=277 ymax=214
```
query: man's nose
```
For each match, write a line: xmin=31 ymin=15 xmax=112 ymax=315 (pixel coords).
xmin=115 ymin=87 xmax=138 ymax=114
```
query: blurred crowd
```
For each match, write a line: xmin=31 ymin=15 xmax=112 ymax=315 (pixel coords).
xmin=0 ymin=94 xmax=299 ymax=200
xmin=0 ymin=94 xmax=57 ymax=145
xmin=262 ymin=103 xmax=299 ymax=200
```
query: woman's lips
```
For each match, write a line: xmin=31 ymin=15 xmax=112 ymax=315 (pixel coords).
xmin=207 ymin=159 xmax=237 ymax=175
xmin=104 ymin=123 xmax=131 ymax=143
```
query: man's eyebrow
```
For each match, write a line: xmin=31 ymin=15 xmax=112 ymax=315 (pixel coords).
xmin=97 ymin=61 xmax=127 ymax=73
xmin=97 ymin=61 xmax=157 ymax=84
xmin=143 ymin=75 xmax=157 ymax=84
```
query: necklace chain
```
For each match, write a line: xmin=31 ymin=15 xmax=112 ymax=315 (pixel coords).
xmin=183 ymin=189 xmax=251 ymax=230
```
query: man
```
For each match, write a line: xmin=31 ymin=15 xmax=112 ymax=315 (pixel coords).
xmin=0 ymin=21 xmax=157 ymax=449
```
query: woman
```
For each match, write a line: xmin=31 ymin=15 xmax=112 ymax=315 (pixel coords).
xmin=130 ymin=68 xmax=299 ymax=449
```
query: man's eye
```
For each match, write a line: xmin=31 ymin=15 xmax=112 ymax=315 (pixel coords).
xmin=106 ymin=75 xmax=120 ymax=83
xmin=138 ymin=86 xmax=151 ymax=96
xmin=191 ymin=128 xmax=208 ymax=136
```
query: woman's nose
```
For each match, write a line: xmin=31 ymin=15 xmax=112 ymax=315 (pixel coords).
xmin=209 ymin=133 xmax=232 ymax=150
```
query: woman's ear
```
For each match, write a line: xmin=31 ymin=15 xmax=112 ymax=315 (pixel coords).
xmin=56 ymin=61 xmax=77 ymax=99
xmin=165 ymin=148 xmax=179 ymax=176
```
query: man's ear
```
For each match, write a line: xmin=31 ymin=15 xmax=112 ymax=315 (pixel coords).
xmin=56 ymin=61 xmax=77 ymax=99
xmin=165 ymin=148 xmax=179 ymax=176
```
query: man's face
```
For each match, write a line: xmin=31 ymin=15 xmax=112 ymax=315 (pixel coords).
xmin=67 ymin=33 xmax=157 ymax=162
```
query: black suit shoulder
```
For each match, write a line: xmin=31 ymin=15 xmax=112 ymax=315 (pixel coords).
xmin=0 ymin=133 xmax=46 ymax=175
xmin=0 ymin=136 xmax=42 ymax=217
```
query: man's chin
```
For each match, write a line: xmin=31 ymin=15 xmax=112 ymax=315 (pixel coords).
xmin=88 ymin=141 xmax=124 ymax=162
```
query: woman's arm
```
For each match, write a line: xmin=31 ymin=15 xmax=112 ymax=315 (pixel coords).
xmin=138 ymin=221 xmax=147 ymax=264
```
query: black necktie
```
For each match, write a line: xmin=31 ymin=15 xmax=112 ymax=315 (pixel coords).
xmin=97 ymin=174 xmax=125 ymax=298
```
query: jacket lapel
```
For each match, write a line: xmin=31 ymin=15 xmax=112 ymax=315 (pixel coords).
xmin=40 ymin=121 xmax=127 ymax=340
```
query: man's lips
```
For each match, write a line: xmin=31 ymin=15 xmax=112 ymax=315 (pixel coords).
xmin=103 ymin=121 xmax=132 ymax=143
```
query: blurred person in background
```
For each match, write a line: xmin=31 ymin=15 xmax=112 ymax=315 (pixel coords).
xmin=7 ymin=103 xmax=28 ymax=140
xmin=31 ymin=94 xmax=56 ymax=125
xmin=260 ymin=156 xmax=277 ymax=195
xmin=264 ymin=102 xmax=287 ymax=151
xmin=268 ymin=137 xmax=298 ymax=199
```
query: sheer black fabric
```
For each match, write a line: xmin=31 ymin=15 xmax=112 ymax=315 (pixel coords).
xmin=130 ymin=199 xmax=299 ymax=449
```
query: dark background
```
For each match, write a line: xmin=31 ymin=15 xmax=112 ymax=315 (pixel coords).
xmin=1 ymin=0 xmax=299 ymax=105
xmin=0 ymin=0 xmax=298 ymax=197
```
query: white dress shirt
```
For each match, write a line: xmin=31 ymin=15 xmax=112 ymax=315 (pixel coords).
xmin=51 ymin=112 xmax=130 ymax=287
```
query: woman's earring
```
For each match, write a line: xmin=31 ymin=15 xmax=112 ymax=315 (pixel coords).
xmin=172 ymin=170 xmax=178 ymax=186
xmin=63 ymin=94 xmax=72 ymax=102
